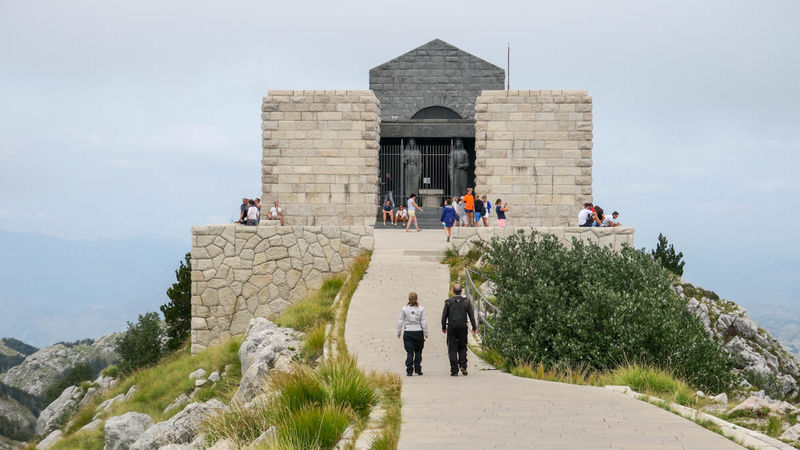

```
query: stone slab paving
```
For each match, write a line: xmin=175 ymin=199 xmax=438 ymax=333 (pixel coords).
xmin=345 ymin=229 xmax=742 ymax=449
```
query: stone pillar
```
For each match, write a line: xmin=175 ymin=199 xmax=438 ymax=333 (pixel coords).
xmin=474 ymin=90 xmax=593 ymax=227
xmin=261 ymin=90 xmax=380 ymax=226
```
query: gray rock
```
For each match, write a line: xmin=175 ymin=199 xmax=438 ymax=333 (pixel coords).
xmin=208 ymin=371 xmax=220 ymax=383
xmin=35 ymin=430 xmax=62 ymax=449
xmin=694 ymin=390 xmax=705 ymax=398
xmin=125 ymin=384 xmax=138 ymax=401
xmin=0 ymin=333 xmax=122 ymax=398
xmin=164 ymin=393 xmax=191 ymax=415
xmin=36 ymin=385 xmax=83 ymax=436
xmin=709 ymin=393 xmax=728 ymax=404
xmin=188 ymin=369 xmax=206 ymax=380
xmin=79 ymin=418 xmax=103 ymax=432
xmin=94 ymin=374 xmax=116 ymax=391
xmin=209 ymin=438 xmax=237 ymax=450
xmin=781 ymin=423 xmax=800 ymax=441
xmin=234 ymin=318 xmax=301 ymax=403
xmin=78 ymin=387 xmax=99 ymax=409
xmin=731 ymin=395 xmax=798 ymax=415
xmin=98 ymin=393 xmax=125 ymax=412
xmin=104 ymin=412 xmax=153 ymax=450
xmin=130 ymin=400 xmax=228 ymax=449
xmin=235 ymin=361 xmax=272 ymax=404
xmin=686 ymin=298 xmax=711 ymax=331
xmin=479 ymin=280 xmax=497 ymax=298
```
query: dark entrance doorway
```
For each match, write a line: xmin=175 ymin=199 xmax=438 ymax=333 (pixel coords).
xmin=378 ymin=138 xmax=475 ymax=228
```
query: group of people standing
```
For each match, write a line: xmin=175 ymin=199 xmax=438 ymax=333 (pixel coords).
xmin=577 ymin=202 xmax=622 ymax=227
xmin=237 ymin=197 xmax=285 ymax=226
xmin=440 ymin=187 xmax=509 ymax=242
xmin=396 ymin=284 xmax=477 ymax=377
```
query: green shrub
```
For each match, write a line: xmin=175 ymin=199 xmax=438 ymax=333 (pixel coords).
xmin=743 ymin=369 xmax=786 ymax=400
xmin=115 ymin=312 xmax=165 ymax=374
xmin=100 ymin=365 xmax=119 ymax=378
xmin=318 ymin=356 xmax=376 ymax=419
xmin=300 ymin=324 xmax=327 ymax=363
xmin=45 ymin=362 xmax=96 ymax=403
xmin=161 ymin=252 xmax=192 ymax=352
xmin=271 ymin=403 xmax=352 ymax=449
xmin=482 ymin=231 xmax=736 ymax=392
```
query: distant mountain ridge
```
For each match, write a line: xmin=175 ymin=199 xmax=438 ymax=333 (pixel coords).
xmin=0 ymin=230 xmax=187 ymax=347
xmin=0 ymin=339 xmax=37 ymax=374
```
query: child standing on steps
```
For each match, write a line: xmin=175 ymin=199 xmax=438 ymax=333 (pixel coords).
xmin=397 ymin=292 xmax=429 ymax=376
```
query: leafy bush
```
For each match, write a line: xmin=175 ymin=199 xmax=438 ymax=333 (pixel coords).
xmin=115 ymin=312 xmax=165 ymax=374
xmin=45 ymin=362 xmax=95 ymax=403
xmin=482 ymin=231 xmax=736 ymax=392
xmin=100 ymin=365 xmax=119 ymax=378
xmin=161 ymin=252 xmax=192 ymax=352
xmin=651 ymin=233 xmax=685 ymax=276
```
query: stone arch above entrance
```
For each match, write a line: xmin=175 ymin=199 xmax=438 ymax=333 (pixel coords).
xmin=411 ymin=106 xmax=462 ymax=120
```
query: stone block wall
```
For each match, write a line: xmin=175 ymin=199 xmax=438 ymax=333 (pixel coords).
xmin=474 ymin=90 xmax=593 ymax=227
xmin=450 ymin=227 xmax=634 ymax=256
xmin=190 ymin=224 xmax=373 ymax=353
xmin=261 ymin=90 xmax=380 ymax=227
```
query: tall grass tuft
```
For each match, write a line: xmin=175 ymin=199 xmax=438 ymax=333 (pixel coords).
xmin=270 ymin=403 xmax=353 ymax=449
xmin=205 ymin=400 xmax=273 ymax=447
xmin=273 ymin=277 xmax=343 ymax=332
xmin=318 ymin=356 xmax=376 ymax=419
xmin=300 ymin=323 xmax=327 ymax=362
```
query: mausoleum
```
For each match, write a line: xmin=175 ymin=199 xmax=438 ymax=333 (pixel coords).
xmin=190 ymin=39 xmax=634 ymax=353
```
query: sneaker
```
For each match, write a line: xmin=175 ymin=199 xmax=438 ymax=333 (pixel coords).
xmin=450 ymin=371 xmax=458 ymax=377
xmin=461 ymin=368 xmax=468 ymax=376
xmin=447 ymin=236 xmax=450 ymax=242
xmin=406 ymin=371 xmax=413 ymax=377
xmin=415 ymin=370 xmax=423 ymax=376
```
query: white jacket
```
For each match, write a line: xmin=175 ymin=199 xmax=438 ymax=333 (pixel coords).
xmin=397 ymin=305 xmax=429 ymax=337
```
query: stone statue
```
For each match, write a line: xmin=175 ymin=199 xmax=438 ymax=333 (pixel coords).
xmin=449 ymin=138 xmax=469 ymax=197
xmin=403 ymin=138 xmax=422 ymax=195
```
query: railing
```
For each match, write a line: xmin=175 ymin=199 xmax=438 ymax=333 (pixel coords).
xmin=464 ymin=268 xmax=500 ymax=338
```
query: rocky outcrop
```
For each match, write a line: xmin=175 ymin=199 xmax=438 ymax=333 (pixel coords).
xmin=35 ymin=385 xmax=83 ymax=436
xmin=34 ymin=430 xmax=62 ymax=449
xmin=0 ymin=394 xmax=35 ymax=441
xmin=104 ymin=412 xmax=153 ymax=450
xmin=0 ymin=339 xmax=36 ymax=374
xmin=0 ymin=333 xmax=121 ymax=398
xmin=677 ymin=282 xmax=800 ymax=397
xmin=234 ymin=318 xmax=301 ymax=404
xmin=130 ymin=400 xmax=228 ymax=449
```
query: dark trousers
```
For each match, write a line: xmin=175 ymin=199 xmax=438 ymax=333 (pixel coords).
xmin=403 ymin=330 xmax=424 ymax=373
xmin=446 ymin=327 xmax=468 ymax=372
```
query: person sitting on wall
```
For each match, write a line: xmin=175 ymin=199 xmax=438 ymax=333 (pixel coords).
xmin=395 ymin=205 xmax=408 ymax=226
xmin=578 ymin=203 xmax=593 ymax=227
xmin=382 ymin=200 xmax=394 ymax=226
xmin=463 ymin=188 xmax=475 ymax=227
xmin=267 ymin=201 xmax=284 ymax=225
xmin=238 ymin=197 xmax=249 ymax=224
xmin=245 ymin=200 xmax=259 ymax=226
xmin=592 ymin=206 xmax=609 ymax=227
xmin=608 ymin=211 xmax=622 ymax=227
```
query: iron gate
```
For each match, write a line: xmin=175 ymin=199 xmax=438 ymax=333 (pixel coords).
xmin=378 ymin=139 xmax=453 ymax=209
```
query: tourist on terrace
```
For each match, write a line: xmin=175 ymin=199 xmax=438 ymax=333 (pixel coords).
xmin=395 ymin=205 xmax=408 ymax=227
xmin=267 ymin=201 xmax=284 ymax=226
xmin=463 ymin=188 xmax=475 ymax=226
xmin=440 ymin=199 xmax=458 ymax=242
xmin=455 ymin=197 xmax=467 ymax=227
xmin=405 ymin=194 xmax=424 ymax=232
xmin=238 ymin=197 xmax=249 ymax=224
xmin=245 ymin=200 xmax=259 ymax=226
xmin=441 ymin=284 xmax=477 ymax=377
xmin=578 ymin=203 xmax=593 ymax=227
xmin=609 ymin=211 xmax=622 ymax=227
xmin=592 ymin=206 xmax=609 ymax=227
xmin=480 ymin=195 xmax=490 ymax=227
xmin=255 ymin=198 xmax=262 ymax=221
xmin=397 ymin=292 xmax=429 ymax=376
xmin=495 ymin=199 xmax=509 ymax=227
xmin=381 ymin=200 xmax=394 ymax=226
xmin=474 ymin=193 xmax=484 ymax=227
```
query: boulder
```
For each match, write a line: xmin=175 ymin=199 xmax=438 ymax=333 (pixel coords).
xmin=189 ymin=369 xmax=206 ymax=380
xmin=36 ymin=385 xmax=83 ymax=436
xmin=195 ymin=379 xmax=207 ymax=388
xmin=247 ymin=426 xmax=277 ymax=448
xmin=685 ymin=298 xmax=711 ymax=331
xmin=209 ymin=438 xmax=237 ymax=450
xmin=124 ymin=384 xmax=138 ymax=401
xmin=235 ymin=361 xmax=272 ymax=404
xmin=233 ymin=318 xmax=301 ymax=404
xmin=208 ymin=371 xmax=220 ymax=383
xmin=781 ymin=423 xmax=800 ymax=441
xmin=105 ymin=412 xmax=153 ymax=450
xmin=35 ymin=430 xmax=62 ymax=450
xmin=78 ymin=387 xmax=99 ymax=409
xmin=79 ymin=418 xmax=103 ymax=432
xmin=98 ymin=393 xmax=125 ymax=412
xmin=164 ymin=393 xmax=191 ymax=415
xmin=130 ymin=400 xmax=228 ymax=449
xmin=94 ymin=374 xmax=116 ymax=391
xmin=730 ymin=395 xmax=798 ymax=415
xmin=709 ymin=393 xmax=728 ymax=404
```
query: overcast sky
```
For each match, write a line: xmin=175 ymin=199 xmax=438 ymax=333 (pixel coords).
xmin=1 ymin=1 xmax=798 ymax=318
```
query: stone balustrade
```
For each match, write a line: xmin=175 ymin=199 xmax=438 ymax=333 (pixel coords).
xmin=450 ymin=226 xmax=635 ymax=255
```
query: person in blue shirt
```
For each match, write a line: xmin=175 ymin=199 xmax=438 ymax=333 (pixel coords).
xmin=440 ymin=199 xmax=459 ymax=242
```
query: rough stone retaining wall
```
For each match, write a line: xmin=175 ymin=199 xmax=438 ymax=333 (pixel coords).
xmin=190 ymin=224 xmax=373 ymax=353
xmin=261 ymin=90 xmax=380 ymax=226
xmin=474 ymin=90 xmax=593 ymax=227
xmin=450 ymin=227 xmax=634 ymax=255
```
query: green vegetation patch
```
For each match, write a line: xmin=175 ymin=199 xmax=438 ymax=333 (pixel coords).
xmin=479 ymin=231 xmax=737 ymax=393
xmin=274 ymin=277 xmax=344 ymax=332
xmin=50 ymin=429 xmax=104 ymax=450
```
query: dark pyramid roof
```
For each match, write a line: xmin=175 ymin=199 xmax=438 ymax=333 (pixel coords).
xmin=370 ymin=39 xmax=503 ymax=73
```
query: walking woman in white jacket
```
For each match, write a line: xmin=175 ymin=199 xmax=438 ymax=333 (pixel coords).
xmin=397 ymin=292 xmax=429 ymax=376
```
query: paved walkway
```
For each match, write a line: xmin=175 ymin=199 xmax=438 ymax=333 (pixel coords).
xmin=345 ymin=229 xmax=742 ymax=449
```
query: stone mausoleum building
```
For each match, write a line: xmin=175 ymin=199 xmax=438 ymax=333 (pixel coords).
xmin=190 ymin=39 xmax=634 ymax=353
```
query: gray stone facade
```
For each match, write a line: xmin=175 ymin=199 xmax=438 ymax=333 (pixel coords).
xmin=261 ymin=90 xmax=380 ymax=226
xmin=190 ymin=225 xmax=373 ymax=353
xmin=450 ymin=227 xmax=634 ymax=256
xmin=369 ymin=39 xmax=504 ymax=122
xmin=475 ymin=90 xmax=593 ymax=226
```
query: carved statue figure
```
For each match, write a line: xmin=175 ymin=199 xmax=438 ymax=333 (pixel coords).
xmin=403 ymin=138 xmax=422 ymax=195
xmin=449 ymin=138 xmax=469 ymax=197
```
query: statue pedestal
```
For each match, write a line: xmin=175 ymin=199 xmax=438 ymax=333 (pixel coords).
xmin=419 ymin=189 xmax=444 ymax=208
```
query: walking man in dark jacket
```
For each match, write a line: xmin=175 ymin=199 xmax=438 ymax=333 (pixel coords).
xmin=441 ymin=284 xmax=477 ymax=376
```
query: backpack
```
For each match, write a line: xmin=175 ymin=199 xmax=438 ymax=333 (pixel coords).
xmin=445 ymin=296 xmax=469 ymax=328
